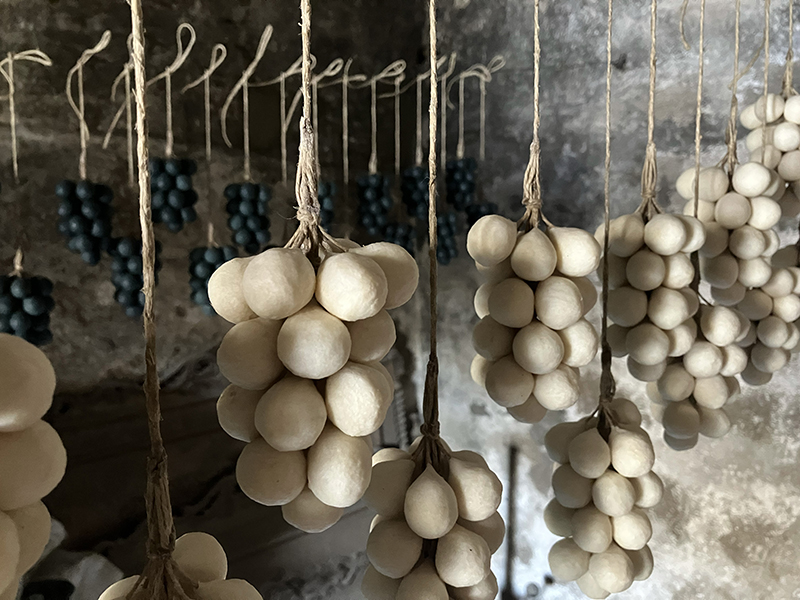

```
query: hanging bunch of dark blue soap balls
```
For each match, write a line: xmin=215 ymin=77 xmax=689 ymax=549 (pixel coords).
xmin=0 ymin=275 xmax=55 ymax=346
xmin=436 ymin=211 xmax=459 ymax=266
xmin=55 ymin=179 xmax=114 ymax=265
xmin=189 ymin=245 xmax=238 ymax=315
xmin=357 ymin=173 xmax=392 ymax=237
xmin=109 ymin=237 xmax=162 ymax=319
xmin=383 ymin=222 xmax=417 ymax=255
xmin=318 ymin=181 xmax=336 ymax=232
xmin=445 ymin=157 xmax=478 ymax=211
xmin=401 ymin=166 xmax=429 ymax=221
xmin=149 ymin=157 xmax=199 ymax=233
xmin=225 ymin=182 xmax=271 ymax=255
xmin=465 ymin=202 xmax=499 ymax=229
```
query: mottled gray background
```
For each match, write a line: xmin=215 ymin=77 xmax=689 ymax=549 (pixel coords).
xmin=1 ymin=0 xmax=799 ymax=598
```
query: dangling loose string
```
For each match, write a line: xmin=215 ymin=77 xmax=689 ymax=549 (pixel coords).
xmin=66 ymin=31 xmax=112 ymax=181
xmin=103 ymin=37 xmax=135 ymax=186
xmin=456 ymin=76 xmax=465 ymax=159
xmin=358 ymin=60 xmax=407 ymax=175
xmin=439 ymin=54 xmax=452 ymax=172
xmin=692 ymin=0 xmax=707 ymax=220
xmin=395 ymin=74 xmax=403 ymax=178
xmin=761 ymin=0 xmax=772 ymax=161
xmin=342 ymin=59 xmax=355 ymax=185
xmin=416 ymin=75 xmax=424 ymax=166
xmin=9 ymin=248 xmax=23 ymax=277
xmin=725 ymin=0 xmax=742 ymax=174
xmin=600 ymin=0 xmax=616 ymax=405
xmin=783 ymin=0 xmax=795 ymax=96
xmin=637 ymin=0 xmax=659 ymax=220
xmin=519 ymin=0 xmax=543 ymax=232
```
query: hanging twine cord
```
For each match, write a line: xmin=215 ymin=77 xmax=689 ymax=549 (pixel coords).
xmin=600 ymin=0 xmax=616 ymax=405
xmin=9 ymin=248 xmax=24 ymax=277
xmin=783 ymin=0 xmax=795 ymax=96
xmin=394 ymin=73 xmax=403 ymax=178
xmin=439 ymin=54 xmax=457 ymax=171
xmin=761 ymin=0 xmax=772 ymax=161
xmin=691 ymin=0 xmax=707 ymax=221
xmin=66 ymin=31 xmax=111 ymax=181
xmin=0 ymin=50 xmax=53 ymax=183
xmin=519 ymin=0 xmax=543 ymax=233
xmin=637 ymin=0 xmax=659 ymax=220
xmin=103 ymin=36 xmax=135 ymax=186
xmin=725 ymin=0 xmax=742 ymax=174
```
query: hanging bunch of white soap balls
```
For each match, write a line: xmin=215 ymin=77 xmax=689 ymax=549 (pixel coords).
xmin=643 ymin=304 xmax=749 ymax=451
xmin=599 ymin=210 xmax=705 ymax=383
xmin=208 ymin=241 xmax=418 ymax=532
xmin=544 ymin=399 xmax=660 ymax=599
xmin=100 ymin=532 xmax=262 ymax=600
xmin=740 ymin=92 xmax=800 ymax=219
xmin=0 ymin=334 xmax=66 ymax=600
xmin=361 ymin=441 xmax=504 ymax=600
xmin=467 ymin=215 xmax=601 ymax=423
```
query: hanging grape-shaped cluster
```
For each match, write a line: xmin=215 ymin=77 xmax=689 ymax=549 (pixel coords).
xmin=358 ymin=174 xmax=393 ymax=236
xmin=99 ymin=532 xmax=263 ymax=600
xmin=468 ymin=215 xmax=600 ymax=421
xmin=55 ymin=179 xmax=114 ymax=265
xmin=208 ymin=240 xmax=418 ymax=531
xmin=0 ymin=334 xmax=66 ymax=600
xmin=600 ymin=211 xmax=705 ymax=383
xmin=361 ymin=440 xmax=504 ymax=600
xmin=436 ymin=211 xmax=459 ymax=265
xmin=189 ymin=246 xmax=238 ymax=316
xmin=224 ymin=182 xmax=272 ymax=255
xmin=318 ymin=181 xmax=336 ymax=232
xmin=445 ymin=158 xmax=477 ymax=211
xmin=383 ymin=222 xmax=416 ymax=255
xmin=401 ymin=166 xmax=429 ymax=220
xmin=149 ymin=158 xmax=199 ymax=233
xmin=0 ymin=275 xmax=55 ymax=346
xmin=109 ymin=237 xmax=163 ymax=319
xmin=545 ymin=399 xmax=659 ymax=598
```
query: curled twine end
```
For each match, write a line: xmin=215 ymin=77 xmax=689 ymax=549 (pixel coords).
xmin=10 ymin=248 xmax=23 ymax=276
xmin=519 ymin=140 xmax=543 ymax=232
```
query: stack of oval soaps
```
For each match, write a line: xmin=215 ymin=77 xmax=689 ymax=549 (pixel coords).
xmin=361 ymin=440 xmax=504 ymax=600
xmin=544 ymin=399 xmax=660 ymax=599
xmin=0 ymin=334 xmax=66 ymax=599
xmin=99 ymin=532 xmax=262 ymax=600
xmin=209 ymin=241 xmax=418 ymax=532
xmin=643 ymin=304 xmax=749 ymax=450
xmin=739 ymin=92 xmax=800 ymax=219
xmin=599 ymin=210 xmax=705 ymax=383
xmin=467 ymin=215 xmax=601 ymax=422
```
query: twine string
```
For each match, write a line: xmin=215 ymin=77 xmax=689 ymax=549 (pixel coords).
xmin=761 ymin=0 xmax=772 ymax=161
xmin=784 ymin=0 xmax=795 ymax=96
xmin=637 ymin=0 xmax=659 ymax=220
xmin=9 ymin=248 xmax=23 ymax=277
xmin=520 ymin=0 xmax=543 ymax=232
xmin=692 ymin=0 xmax=707 ymax=220
xmin=456 ymin=77 xmax=465 ymax=159
xmin=725 ymin=0 xmax=742 ymax=174
xmin=183 ymin=44 xmax=228 ymax=162
xmin=395 ymin=74 xmax=403 ymax=178
xmin=103 ymin=36 xmax=136 ymax=188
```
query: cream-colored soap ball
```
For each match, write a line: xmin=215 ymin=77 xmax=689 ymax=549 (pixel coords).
xmin=700 ymin=222 xmax=730 ymax=258
xmin=607 ymin=213 xmax=645 ymax=257
xmin=738 ymin=289 xmax=773 ymax=321
xmin=754 ymin=93 xmax=786 ymax=123
xmin=741 ymin=103 xmax=762 ymax=128
xmin=364 ymin=457 xmax=415 ymax=517
xmin=535 ymin=276 xmax=584 ymax=330
xmin=470 ymin=354 xmax=492 ymax=388
xmin=396 ymin=561 xmax=448 ymax=600
xmin=367 ymin=519 xmax=424 ymax=579
xmin=643 ymin=214 xmax=687 ymax=256
xmin=626 ymin=324 xmax=670 ymax=367
xmin=325 ymin=361 xmax=393 ymax=436
xmin=198 ymin=580 xmax=264 ymax=600
xmin=697 ymin=405 xmax=733 ymax=438
xmin=545 ymin=420 xmax=586 ymax=463
xmin=558 ymin=319 xmax=599 ymax=368
xmin=484 ymin=356 xmax=535 ymax=408
xmin=277 ymin=303 xmax=351 ymax=379
xmin=475 ymin=257 xmax=514 ymax=283
xmin=721 ymin=344 xmax=749 ymax=377
xmin=762 ymin=268 xmax=796 ymax=298
xmin=683 ymin=198 xmax=715 ymax=222
xmin=647 ymin=288 xmax=690 ymax=331
xmin=608 ymin=324 xmax=630 ymax=357
xmin=657 ymin=363 xmax=695 ymax=402
xmin=612 ymin=508 xmax=652 ymax=551
xmin=661 ymin=253 xmax=695 ymax=289
xmin=351 ymin=242 xmax=419 ymax=309
xmin=98 ymin=577 xmax=138 ymax=600
xmin=361 ymin=565 xmax=402 ymax=600
xmin=242 ymin=248 xmax=316 ymax=319
xmin=467 ymin=215 xmax=518 ymax=267
xmin=345 ymin=310 xmax=396 ymax=363
xmin=592 ymin=471 xmax=635 ymax=517
xmin=572 ymin=505 xmax=613 ymax=554
xmin=700 ymin=306 xmax=741 ymax=347
xmin=449 ymin=572 xmax=499 ymax=600
xmin=473 ymin=316 xmax=515 ymax=361
xmin=627 ymin=357 xmax=666 ymax=382
xmin=254 ymin=375 xmax=327 ymax=451
xmin=729 ymin=226 xmax=766 ymax=260
xmin=544 ymin=498 xmax=575 ymax=537
xmin=609 ymin=429 xmax=655 ymax=478
xmin=738 ymin=257 xmax=772 ymax=288
xmin=700 ymin=252 xmax=739 ymax=290
xmin=626 ymin=250 xmax=665 ymax=291
xmin=0 ymin=511 xmax=19 ymax=594
xmin=510 ymin=228 xmax=558 ymax=281
xmin=570 ymin=276 xmax=598 ymax=315
xmin=473 ymin=282 xmax=494 ymax=318
xmin=507 ymin=395 xmax=547 ymax=423
xmin=448 ymin=457 xmax=503 ymax=522
xmin=282 ymin=486 xmax=344 ymax=533
xmin=600 ymin=253 xmax=630 ymax=288
xmin=217 ymin=318 xmax=284 ymax=391
xmin=577 ymin=572 xmax=611 ymax=599
xmin=692 ymin=375 xmax=730 ymax=409
xmin=773 ymin=294 xmax=800 ymax=322
xmin=547 ymin=227 xmax=602 ymax=277
xmin=684 ymin=341 xmax=724 ymax=378
xmin=236 ymin=438 xmax=306 ymax=507
xmin=487 ymin=278 xmax=534 ymax=328
xmin=589 ymin=543 xmax=635 ymax=594
xmin=0 ymin=334 xmax=56 ymax=433
xmin=631 ymin=471 xmax=663 ymax=508
xmin=732 ymin=162 xmax=773 ymax=197
xmin=207 ymin=257 xmax=256 ymax=324
xmin=405 ymin=463 xmax=459 ymax=538
xmin=750 ymin=343 xmax=790 ymax=373
xmin=666 ymin=319 xmax=697 ymax=357
xmin=749 ymin=196 xmax=782 ymax=230
xmin=316 ymin=252 xmax=388 ymax=321
xmin=676 ymin=166 xmax=729 ymax=201
xmin=784 ymin=94 xmax=800 ymax=124
xmin=513 ymin=321 xmax=565 ymax=374
xmin=6 ymin=500 xmax=51 ymax=575
xmin=307 ymin=423 xmax=372 ymax=508
xmin=549 ymin=538 xmax=590 ymax=582
xmin=757 ymin=316 xmax=792 ymax=348
xmin=534 ymin=365 xmax=580 ymax=410
xmin=568 ymin=429 xmax=611 ymax=479
xmin=779 ymin=151 xmax=800 ymax=182
xmin=607 ymin=287 xmax=648 ymax=327
xmin=173 ymin=532 xmax=227 ymax=583
xmin=458 ymin=512 xmax=506 ymax=554
xmin=746 ymin=126 xmax=775 ymax=151
xmin=552 ymin=464 xmax=593 ymax=509
xmin=662 ymin=401 xmax=700 ymax=439
xmin=217 ymin=385 xmax=262 ymax=443
xmin=678 ymin=216 xmax=707 ymax=253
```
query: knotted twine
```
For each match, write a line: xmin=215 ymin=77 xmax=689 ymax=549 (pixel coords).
xmin=636 ymin=0 xmax=660 ymax=221
xmin=724 ymin=0 xmax=742 ymax=175
xmin=783 ymin=0 xmax=796 ymax=97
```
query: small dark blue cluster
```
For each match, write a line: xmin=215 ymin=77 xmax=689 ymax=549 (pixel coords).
xmin=149 ymin=158 xmax=199 ymax=233
xmin=55 ymin=179 xmax=114 ymax=265
xmin=357 ymin=173 xmax=392 ymax=237
xmin=109 ymin=237 xmax=163 ymax=319
xmin=318 ymin=181 xmax=337 ymax=231
xmin=436 ymin=211 xmax=459 ymax=266
xmin=225 ymin=182 xmax=271 ymax=255
xmin=401 ymin=166 xmax=429 ymax=220
xmin=0 ymin=275 xmax=54 ymax=346
xmin=445 ymin=157 xmax=478 ymax=211
xmin=189 ymin=245 xmax=238 ymax=316
xmin=383 ymin=222 xmax=416 ymax=255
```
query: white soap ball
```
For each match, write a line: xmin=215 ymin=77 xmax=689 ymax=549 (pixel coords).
xmin=217 ymin=318 xmax=284 ymax=391
xmin=608 ymin=324 xmax=631 ymax=357
xmin=255 ymin=375 xmax=327 ymax=450
xmin=0 ymin=335 xmax=56 ymax=433
xmin=277 ymin=303 xmax=351 ymax=379
xmin=333 ymin=237 xmax=361 ymax=250
xmin=761 ymin=228 xmax=781 ymax=258
xmin=592 ymin=471 xmax=635 ymax=517
xmin=785 ymin=94 xmax=800 ymax=123
xmin=544 ymin=498 xmax=575 ymax=537
xmin=678 ymin=216 xmax=707 ymax=253
xmin=345 ymin=310 xmax=396 ymax=363
xmin=700 ymin=306 xmax=741 ymax=347
xmin=548 ymin=538 xmax=590 ymax=582
xmin=572 ymin=505 xmax=613 ymax=553
xmin=367 ymin=519 xmax=423 ymax=578
xmin=405 ymin=464 xmax=458 ymax=539
xmin=748 ymin=196 xmax=782 ymax=230
xmin=711 ymin=282 xmax=746 ymax=307
xmin=612 ymin=509 xmax=652 ymax=551
xmin=697 ymin=405 xmax=733 ymax=438
xmin=684 ymin=287 xmax=700 ymax=316
xmin=361 ymin=566 xmax=401 ymax=600
xmin=577 ymin=572 xmax=611 ymax=599
xmin=763 ymin=269 xmax=796 ymax=298
xmin=473 ymin=282 xmax=495 ymax=318
xmin=435 ymin=523 xmax=492 ymax=587
xmin=511 ymin=228 xmax=558 ymax=281
xmin=626 ymin=323 xmax=671 ymax=367
xmin=589 ymin=543 xmax=635 ymax=594
xmin=700 ymin=252 xmax=739 ymax=290
xmin=396 ymin=561 xmax=448 ymax=600
xmin=544 ymin=420 xmax=586 ymax=463
xmin=207 ymin=257 xmax=256 ymax=324
xmin=568 ymin=429 xmax=611 ymax=479
xmin=0 ymin=421 xmax=66 ymax=511
xmin=216 ymin=385 xmax=261 ymax=443
xmin=326 ymin=361 xmax=392 ymax=436
xmin=643 ymin=214 xmax=688 ymax=256
xmin=684 ymin=198 xmax=716 ymax=222
xmin=484 ymin=356 xmax=535 ymax=408
xmin=458 ymin=512 xmax=506 ymax=554
xmin=98 ymin=577 xmax=138 ymax=600
xmin=662 ymin=400 xmax=701 ymax=439
xmin=198 ymin=579 xmax=266 ymax=600
xmin=684 ymin=341 xmax=723 ymax=378
xmin=351 ymin=242 xmax=419 ymax=309
xmin=607 ymin=287 xmax=648 ymax=327
xmin=661 ymin=253 xmax=695 ymax=289
xmin=0 ymin=512 xmax=19 ymax=594
xmin=764 ymin=171 xmax=787 ymax=200
xmin=754 ymin=93 xmax=786 ymax=123
xmin=741 ymin=360 xmax=773 ymax=385
xmin=608 ymin=397 xmax=642 ymax=427
xmin=6 ymin=501 xmax=50 ymax=575
xmin=558 ymin=319 xmax=599 ymax=368
xmin=282 ymin=486 xmax=344 ymax=533
xmin=467 ymin=215 xmax=518 ymax=267
xmin=720 ymin=344 xmax=749 ymax=377
xmin=779 ymin=151 xmax=800 ymax=182
xmin=692 ymin=375 xmax=730 ymax=409
xmin=647 ymin=288 xmax=690 ymax=331
xmin=632 ymin=471 xmax=663 ymax=508
xmin=507 ymin=395 xmax=547 ymax=423
xmin=757 ymin=316 xmax=792 ymax=348
xmin=740 ymin=102 xmax=761 ymax=128
xmin=646 ymin=381 xmax=665 ymax=405
xmin=627 ymin=357 xmax=666 ymax=382
xmin=750 ymin=145 xmax=782 ymax=170
xmin=751 ymin=343 xmax=790 ymax=373
xmin=784 ymin=322 xmax=800 ymax=350
xmin=602 ymin=253 xmax=631 ymax=288
xmin=657 ymin=364 xmax=694 ymax=401
xmin=666 ymin=319 xmax=697 ymax=357
xmin=472 ymin=316 xmax=515 ymax=361
xmin=569 ymin=276 xmax=598 ymax=316
xmin=732 ymin=162 xmax=772 ymax=197
xmin=737 ymin=323 xmax=758 ymax=347
xmin=738 ymin=289 xmax=773 ymax=320
xmin=450 ymin=572 xmax=499 ymax=600
xmin=316 ymin=253 xmax=388 ymax=321
xmin=676 ymin=167 xmax=729 ymax=201
xmin=470 ymin=354 xmax=492 ymax=388
xmin=307 ymin=423 xmax=372 ymax=508
xmin=700 ymin=222 xmax=729 ymax=258
xmin=534 ymin=365 xmax=580 ymax=410
xmin=448 ymin=457 xmax=503 ymax=521
xmin=746 ymin=126 xmax=775 ymax=151
xmin=609 ymin=429 xmax=655 ymax=478
xmin=534 ymin=276 xmax=584 ymax=330
xmin=729 ymin=226 xmax=766 ymax=260
xmin=626 ymin=250 xmax=665 ymax=291
xmin=715 ymin=192 xmax=752 ymax=229
xmin=664 ymin=431 xmax=699 ymax=450
xmin=548 ymin=227 xmax=602 ymax=277
xmin=173 ymin=532 xmax=227 ymax=583
xmin=487 ymin=278 xmax=534 ymax=328
xmin=476 ymin=257 xmax=514 ymax=283
xmin=607 ymin=213 xmax=645 ymax=257
xmin=513 ymin=322 xmax=565 ymax=374
xmin=773 ymin=294 xmax=800 ymax=322
xmin=236 ymin=438 xmax=306 ymax=506
xmin=242 ymin=248 xmax=316 ymax=319
xmin=628 ymin=545 xmax=655 ymax=581
xmin=552 ymin=464 xmax=593 ymax=509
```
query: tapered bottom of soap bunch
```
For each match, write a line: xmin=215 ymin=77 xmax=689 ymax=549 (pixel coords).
xmin=544 ymin=399 xmax=660 ymax=598
xmin=361 ymin=438 xmax=504 ymax=600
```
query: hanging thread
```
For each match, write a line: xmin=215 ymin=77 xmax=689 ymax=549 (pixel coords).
xmin=691 ymin=0 xmax=707 ymax=219
xmin=395 ymin=73 xmax=403 ymax=178
xmin=725 ymin=0 xmax=742 ymax=173
xmin=356 ymin=60 xmax=407 ymax=175
xmin=103 ymin=37 xmax=135 ymax=187
xmin=783 ymin=0 xmax=795 ymax=96
xmin=439 ymin=54 xmax=457 ymax=171
xmin=761 ymin=0 xmax=772 ymax=161
xmin=520 ymin=0 xmax=543 ymax=232
xmin=9 ymin=248 xmax=24 ymax=277
xmin=638 ymin=0 xmax=659 ymax=219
